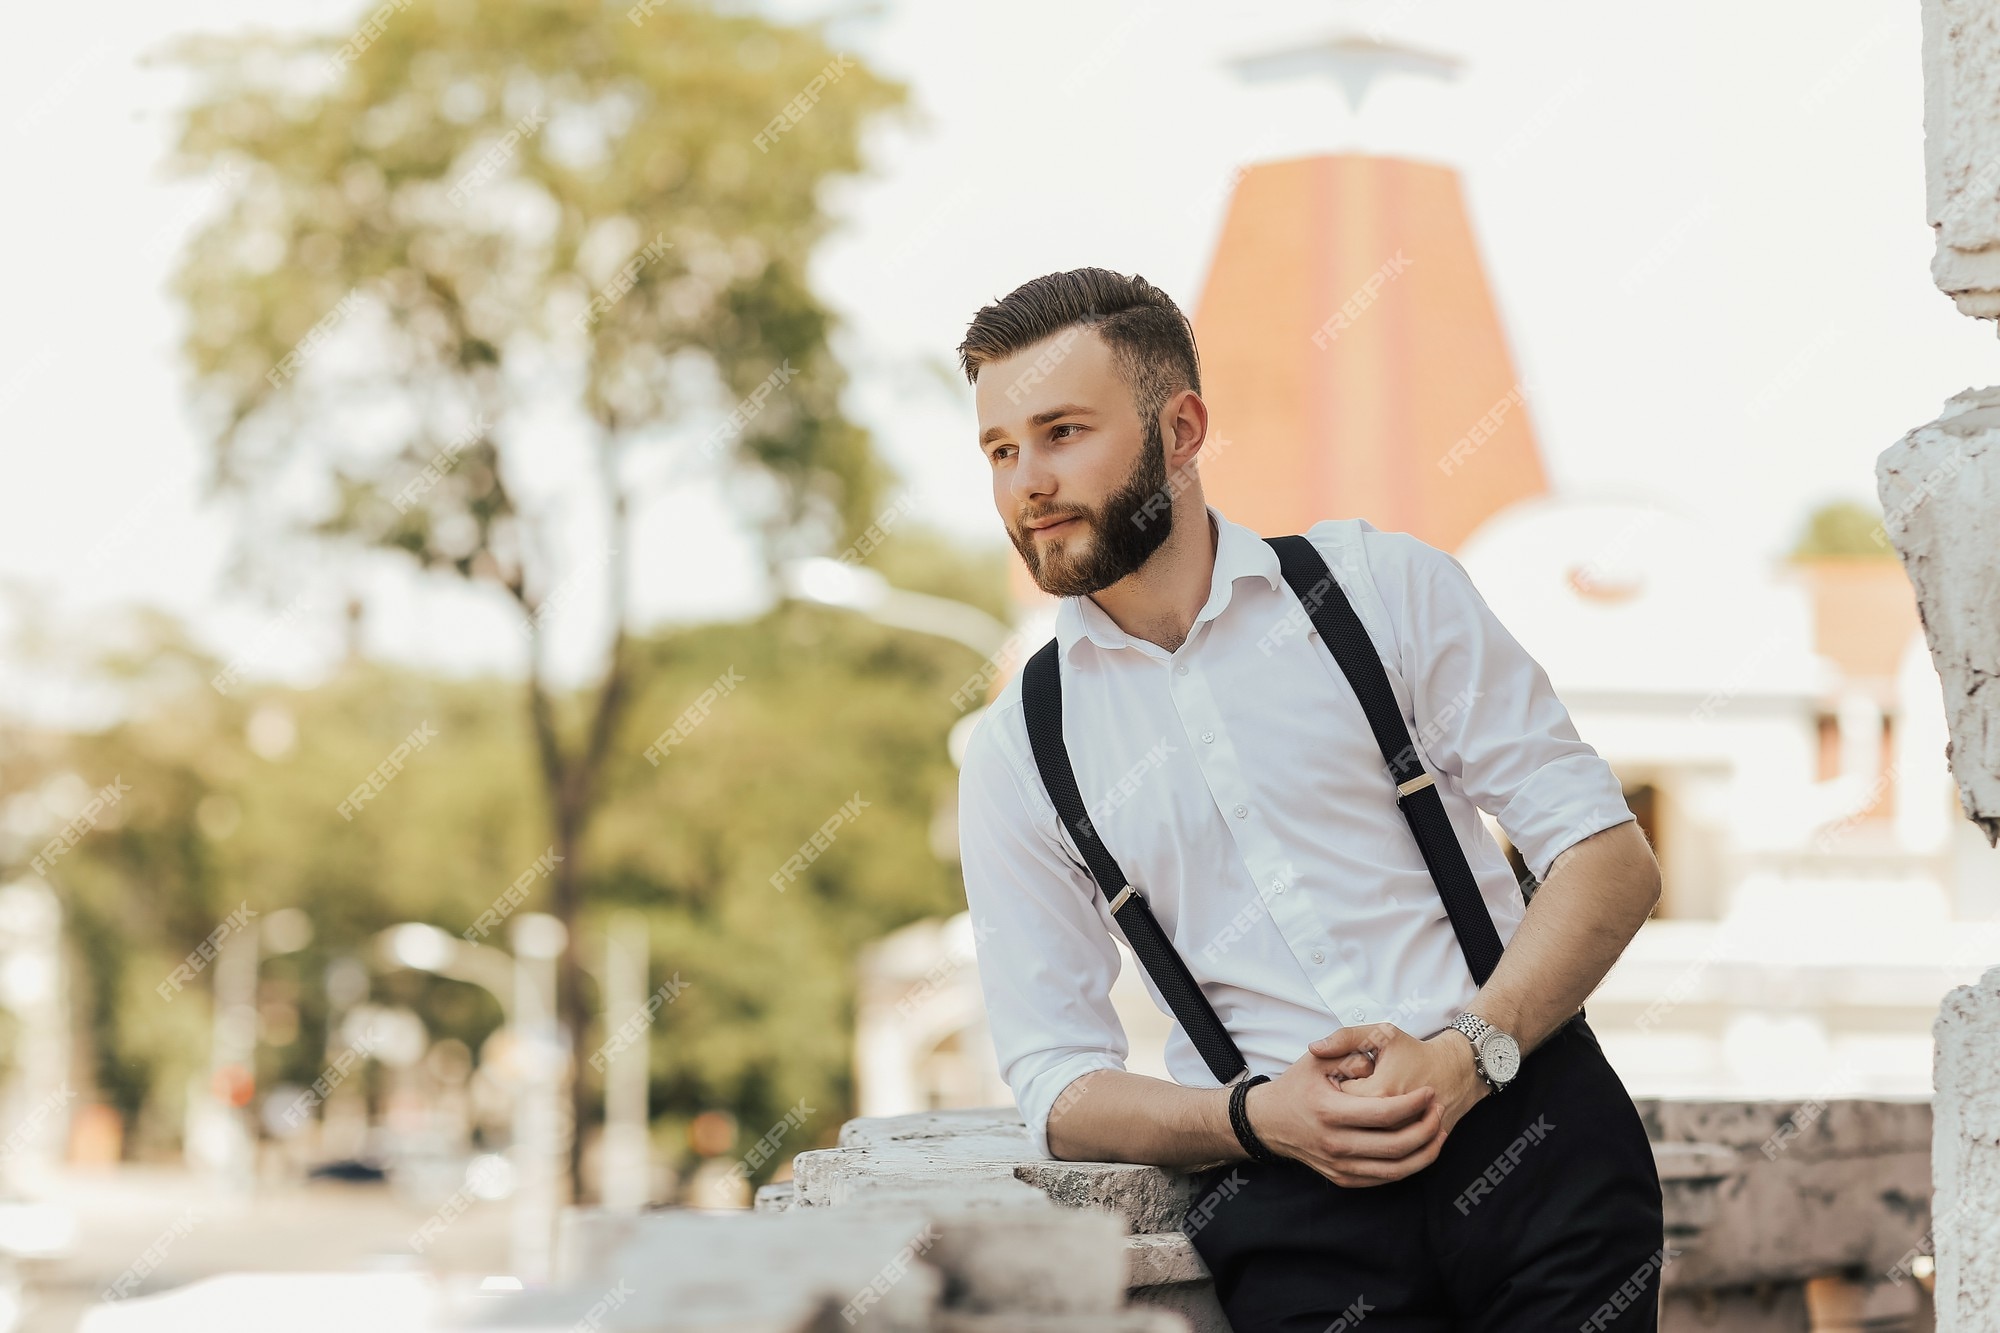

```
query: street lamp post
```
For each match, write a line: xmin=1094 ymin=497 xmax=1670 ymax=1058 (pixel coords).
xmin=508 ymin=914 xmax=568 ymax=1285
xmin=598 ymin=914 xmax=649 ymax=1213
xmin=779 ymin=557 xmax=1014 ymax=659
xmin=195 ymin=908 xmax=314 ymax=1191
xmin=376 ymin=915 xmax=569 ymax=1284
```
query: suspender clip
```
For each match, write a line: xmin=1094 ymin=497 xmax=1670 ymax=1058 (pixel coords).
xmin=1396 ymin=771 xmax=1435 ymax=797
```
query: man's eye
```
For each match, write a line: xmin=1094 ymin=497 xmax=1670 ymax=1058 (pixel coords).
xmin=1051 ymin=424 xmax=1081 ymax=440
xmin=989 ymin=445 xmax=1015 ymax=462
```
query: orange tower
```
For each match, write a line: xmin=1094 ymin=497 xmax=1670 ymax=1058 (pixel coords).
xmin=1191 ymin=153 xmax=1548 ymax=554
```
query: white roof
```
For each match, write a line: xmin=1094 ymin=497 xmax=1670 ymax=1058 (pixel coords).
xmin=1456 ymin=495 xmax=1826 ymax=700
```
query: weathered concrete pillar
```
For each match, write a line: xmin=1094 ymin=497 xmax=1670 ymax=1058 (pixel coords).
xmin=1876 ymin=0 xmax=2000 ymax=847
xmin=1905 ymin=5 xmax=2000 ymax=1326
xmin=1934 ymin=966 xmax=2000 ymax=1331
xmin=1918 ymin=0 xmax=2000 ymax=320
xmin=1878 ymin=393 xmax=2000 ymax=847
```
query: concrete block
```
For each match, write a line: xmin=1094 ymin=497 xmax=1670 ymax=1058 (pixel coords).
xmin=1128 ymin=1282 xmax=1228 ymax=1333
xmin=1634 ymin=1098 xmax=1933 ymax=1291
xmin=1122 ymin=1233 xmax=1208 ymax=1290
xmin=924 ymin=1201 xmax=1128 ymax=1315
xmin=1875 ymin=388 xmax=2000 ymax=845
xmin=1934 ymin=965 xmax=2000 ymax=1331
xmin=552 ymin=1206 xmax=644 ymax=1284
xmin=792 ymin=1109 xmax=1045 ymax=1211
xmin=788 ymin=1109 xmax=1221 ymax=1327
xmin=1921 ymin=0 xmax=2000 ymax=316
xmin=1804 ymin=1273 xmax=1928 ymax=1332
xmin=835 ymin=1108 xmax=1036 ymax=1155
xmin=932 ymin=1313 xmax=1191 ymax=1333
xmin=478 ymin=1204 xmax=945 ymax=1332
xmin=1011 ymin=1161 xmax=1202 ymax=1236
xmin=1664 ymin=1284 xmax=1811 ymax=1333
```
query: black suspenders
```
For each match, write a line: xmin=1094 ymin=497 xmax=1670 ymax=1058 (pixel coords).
xmin=1019 ymin=533 xmax=1508 ymax=1085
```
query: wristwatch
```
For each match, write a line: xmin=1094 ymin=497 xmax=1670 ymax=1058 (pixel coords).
xmin=1448 ymin=1012 xmax=1522 ymax=1093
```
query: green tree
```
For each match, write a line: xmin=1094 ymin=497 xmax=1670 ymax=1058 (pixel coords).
xmin=7 ymin=589 xmax=988 ymax=1190
xmin=1791 ymin=499 xmax=1897 ymax=559
xmin=1 ymin=610 xmax=546 ymax=1156
xmin=593 ymin=596 xmax=983 ymax=1185
xmin=162 ymin=0 xmax=910 ymax=1190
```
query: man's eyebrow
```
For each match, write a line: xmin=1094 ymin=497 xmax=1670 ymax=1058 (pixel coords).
xmin=979 ymin=404 xmax=1099 ymax=448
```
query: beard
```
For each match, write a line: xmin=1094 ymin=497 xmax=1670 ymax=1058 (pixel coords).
xmin=1008 ymin=416 xmax=1176 ymax=598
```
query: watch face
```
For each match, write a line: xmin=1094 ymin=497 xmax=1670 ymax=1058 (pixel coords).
xmin=1483 ymin=1033 xmax=1522 ymax=1085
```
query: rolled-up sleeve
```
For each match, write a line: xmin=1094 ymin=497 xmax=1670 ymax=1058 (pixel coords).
xmin=956 ymin=703 xmax=1128 ymax=1158
xmin=1373 ymin=532 xmax=1635 ymax=882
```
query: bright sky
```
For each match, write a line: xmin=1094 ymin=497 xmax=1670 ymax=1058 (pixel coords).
xmin=2 ymin=0 xmax=1989 ymax=710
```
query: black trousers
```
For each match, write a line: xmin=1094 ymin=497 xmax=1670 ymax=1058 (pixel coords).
xmin=1183 ymin=1017 xmax=1665 ymax=1333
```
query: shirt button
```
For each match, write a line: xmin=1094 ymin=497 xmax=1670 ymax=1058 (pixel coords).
xmin=1233 ymin=804 xmax=1247 ymax=819
xmin=1201 ymin=731 xmax=1215 ymax=744
xmin=1311 ymin=949 xmax=1325 ymax=964
xmin=1176 ymin=664 xmax=1189 ymax=676
xmin=1348 ymin=1008 xmax=1366 ymax=1023
xmin=1271 ymin=878 xmax=1286 ymax=894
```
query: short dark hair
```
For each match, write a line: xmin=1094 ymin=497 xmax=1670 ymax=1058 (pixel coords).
xmin=957 ymin=267 xmax=1201 ymax=428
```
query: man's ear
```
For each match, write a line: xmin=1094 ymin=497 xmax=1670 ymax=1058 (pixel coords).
xmin=1168 ymin=392 xmax=1204 ymax=462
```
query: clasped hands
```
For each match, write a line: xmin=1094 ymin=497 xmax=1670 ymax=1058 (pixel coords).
xmin=1241 ymin=1021 xmax=1490 ymax=1188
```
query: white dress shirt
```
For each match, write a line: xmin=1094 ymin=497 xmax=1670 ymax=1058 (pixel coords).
xmin=956 ymin=504 xmax=1636 ymax=1158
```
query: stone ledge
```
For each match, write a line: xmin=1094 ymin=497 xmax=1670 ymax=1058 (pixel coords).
xmin=782 ymin=1109 xmax=1227 ymax=1331
xmin=541 ymin=1188 xmax=1173 ymax=1332
xmin=1636 ymin=1096 xmax=1934 ymax=1290
xmin=541 ymin=1203 xmax=947 ymax=1331
xmin=932 ymin=1314 xmax=1191 ymax=1333
xmin=1124 ymin=1232 xmax=1210 ymax=1288
xmin=807 ymin=1102 xmax=1933 ymax=1299
xmin=557 ymin=1098 xmax=1932 ymax=1332
xmin=1932 ymin=965 xmax=2000 ymax=1329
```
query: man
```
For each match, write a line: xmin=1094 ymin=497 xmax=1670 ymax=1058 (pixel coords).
xmin=954 ymin=267 xmax=1666 ymax=1332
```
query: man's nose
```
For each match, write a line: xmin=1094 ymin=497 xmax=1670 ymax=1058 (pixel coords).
xmin=1008 ymin=443 xmax=1056 ymax=505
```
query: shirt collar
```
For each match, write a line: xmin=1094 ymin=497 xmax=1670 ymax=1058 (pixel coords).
xmin=1054 ymin=504 xmax=1284 ymax=663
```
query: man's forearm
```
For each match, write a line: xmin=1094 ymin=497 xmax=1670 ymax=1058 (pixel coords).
xmin=1469 ymin=818 xmax=1661 ymax=1054
xmin=1044 ymin=1068 xmax=1245 ymax=1168
xmin=1043 ymin=820 xmax=1658 ymax=1166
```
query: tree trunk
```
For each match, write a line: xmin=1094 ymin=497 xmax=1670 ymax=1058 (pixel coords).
xmin=549 ymin=802 xmax=590 ymax=1200
xmin=515 ymin=436 xmax=635 ymax=1204
xmin=522 ymin=662 xmax=628 ymax=1204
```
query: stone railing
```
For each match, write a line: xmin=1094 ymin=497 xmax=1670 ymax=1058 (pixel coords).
xmin=1636 ymin=1097 xmax=1934 ymax=1332
xmin=767 ymin=1108 xmax=1220 ymax=1330
xmin=763 ymin=1099 xmax=1936 ymax=1333
xmin=1934 ymin=967 xmax=2000 ymax=1331
xmin=465 ymin=1098 xmax=1932 ymax=1332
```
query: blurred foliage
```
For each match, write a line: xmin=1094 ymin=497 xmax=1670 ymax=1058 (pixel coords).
xmin=158 ymin=0 xmax=918 ymax=1188
xmin=3 ymin=567 xmax=998 ymax=1182
xmin=1791 ymin=499 xmax=1896 ymax=560
xmin=165 ymin=0 xmax=907 ymax=558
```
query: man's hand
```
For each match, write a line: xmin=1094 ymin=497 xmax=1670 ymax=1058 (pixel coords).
xmin=1312 ymin=1023 xmax=1490 ymax=1143
xmin=1241 ymin=1044 xmax=1445 ymax=1188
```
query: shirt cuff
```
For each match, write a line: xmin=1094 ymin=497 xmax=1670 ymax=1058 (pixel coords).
xmin=1018 ymin=1053 xmax=1128 ymax=1159
xmin=1495 ymin=753 xmax=1636 ymax=882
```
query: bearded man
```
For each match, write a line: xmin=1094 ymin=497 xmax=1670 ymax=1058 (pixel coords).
xmin=954 ymin=267 xmax=1666 ymax=1333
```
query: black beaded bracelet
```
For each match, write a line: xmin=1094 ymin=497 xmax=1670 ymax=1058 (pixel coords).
xmin=1228 ymin=1073 xmax=1276 ymax=1163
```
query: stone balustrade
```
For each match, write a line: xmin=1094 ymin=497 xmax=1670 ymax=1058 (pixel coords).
xmin=1934 ymin=966 xmax=2000 ymax=1331
xmin=470 ymin=1096 xmax=1933 ymax=1331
